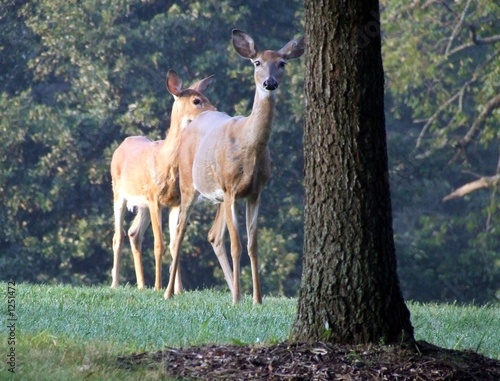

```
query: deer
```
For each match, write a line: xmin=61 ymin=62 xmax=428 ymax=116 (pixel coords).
xmin=164 ymin=30 xmax=305 ymax=304
xmin=110 ymin=70 xmax=222 ymax=293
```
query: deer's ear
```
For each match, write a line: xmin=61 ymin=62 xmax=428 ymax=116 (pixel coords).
xmin=279 ymin=36 xmax=306 ymax=60
xmin=189 ymin=75 xmax=214 ymax=94
xmin=232 ymin=29 xmax=257 ymax=59
xmin=166 ymin=70 xmax=183 ymax=98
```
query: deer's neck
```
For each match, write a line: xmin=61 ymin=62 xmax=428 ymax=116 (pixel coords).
xmin=243 ymin=89 xmax=276 ymax=154
xmin=160 ymin=124 xmax=181 ymax=155
xmin=151 ymin=116 xmax=184 ymax=176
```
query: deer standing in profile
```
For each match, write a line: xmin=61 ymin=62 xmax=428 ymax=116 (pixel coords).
xmin=110 ymin=70 xmax=218 ymax=292
xmin=164 ymin=30 xmax=305 ymax=304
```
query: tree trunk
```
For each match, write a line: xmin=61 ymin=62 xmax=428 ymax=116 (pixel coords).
xmin=292 ymin=0 xmax=414 ymax=344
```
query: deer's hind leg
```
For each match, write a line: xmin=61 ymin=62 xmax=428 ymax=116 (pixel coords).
xmin=128 ymin=206 xmax=151 ymax=289
xmin=208 ymin=203 xmax=234 ymax=295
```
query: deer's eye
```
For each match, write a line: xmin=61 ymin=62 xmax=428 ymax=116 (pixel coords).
xmin=193 ymin=98 xmax=201 ymax=105
xmin=279 ymin=61 xmax=286 ymax=68
xmin=253 ymin=60 xmax=261 ymax=67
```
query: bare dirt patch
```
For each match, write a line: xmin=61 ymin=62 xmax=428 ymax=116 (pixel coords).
xmin=117 ymin=340 xmax=500 ymax=380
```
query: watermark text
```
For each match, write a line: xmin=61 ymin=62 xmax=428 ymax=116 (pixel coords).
xmin=6 ymin=281 xmax=16 ymax=374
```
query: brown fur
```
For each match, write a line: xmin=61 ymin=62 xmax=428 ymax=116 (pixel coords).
xmin=110 ymin=71 xmax=215 ymax=292
xmin=165 ymin=30 xmax=305 ymax=304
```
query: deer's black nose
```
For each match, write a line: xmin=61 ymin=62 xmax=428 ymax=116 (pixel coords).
xmin=263 ymin=78 xmax=278 ymax=91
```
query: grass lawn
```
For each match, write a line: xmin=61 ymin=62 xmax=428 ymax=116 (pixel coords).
xmin=1 ymin=283 xmax=498 ymax=380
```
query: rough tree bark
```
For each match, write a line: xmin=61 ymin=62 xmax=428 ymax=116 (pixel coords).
xmin=292 ymin=0 xmax=414 ymax=344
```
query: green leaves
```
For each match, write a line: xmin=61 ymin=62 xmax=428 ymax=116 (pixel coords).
xmin=383 ymin=0 xmax=500 ymax=153
xmin=384 ymin=0 xmax=500 ymax=303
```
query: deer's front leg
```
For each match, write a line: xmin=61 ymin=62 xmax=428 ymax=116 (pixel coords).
xmin=168 ymin=206 xmax=183 ymax=294
xmin=246 ymin=195 xmax=262 ymax=305
xmin=224 ymin=197 xmax=242 ymax=304
xmin=149 ymin=203 xmax=164 ymax=291
xmin=164 ymin=192 xmax=197 ymax=300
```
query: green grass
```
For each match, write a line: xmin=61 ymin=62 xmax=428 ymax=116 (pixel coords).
xmin=1 ymin=283 xmax=498 ymax=380
xmin=410 ymin=302 xmax=499 ymax=355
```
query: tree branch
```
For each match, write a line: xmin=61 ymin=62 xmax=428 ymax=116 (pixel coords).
xmin=414 ymin=50 xmax=500 ymax=150
xmin=457 ymin=93 xmax=500 ymax=149
xmin=472 ymin=31 xmax=500 ymax=45
xmin=447 ymin=26 xmax=500 ymax=57
xmin=438 ymin=0 xmax=500 ymax=56
xmin=444 ymin=0 xmax=471 ymax=56
xmin=415 ymin=91 xmax=461 ymax=149
xmin=443 ymin=174 xmax=500 ymax=202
